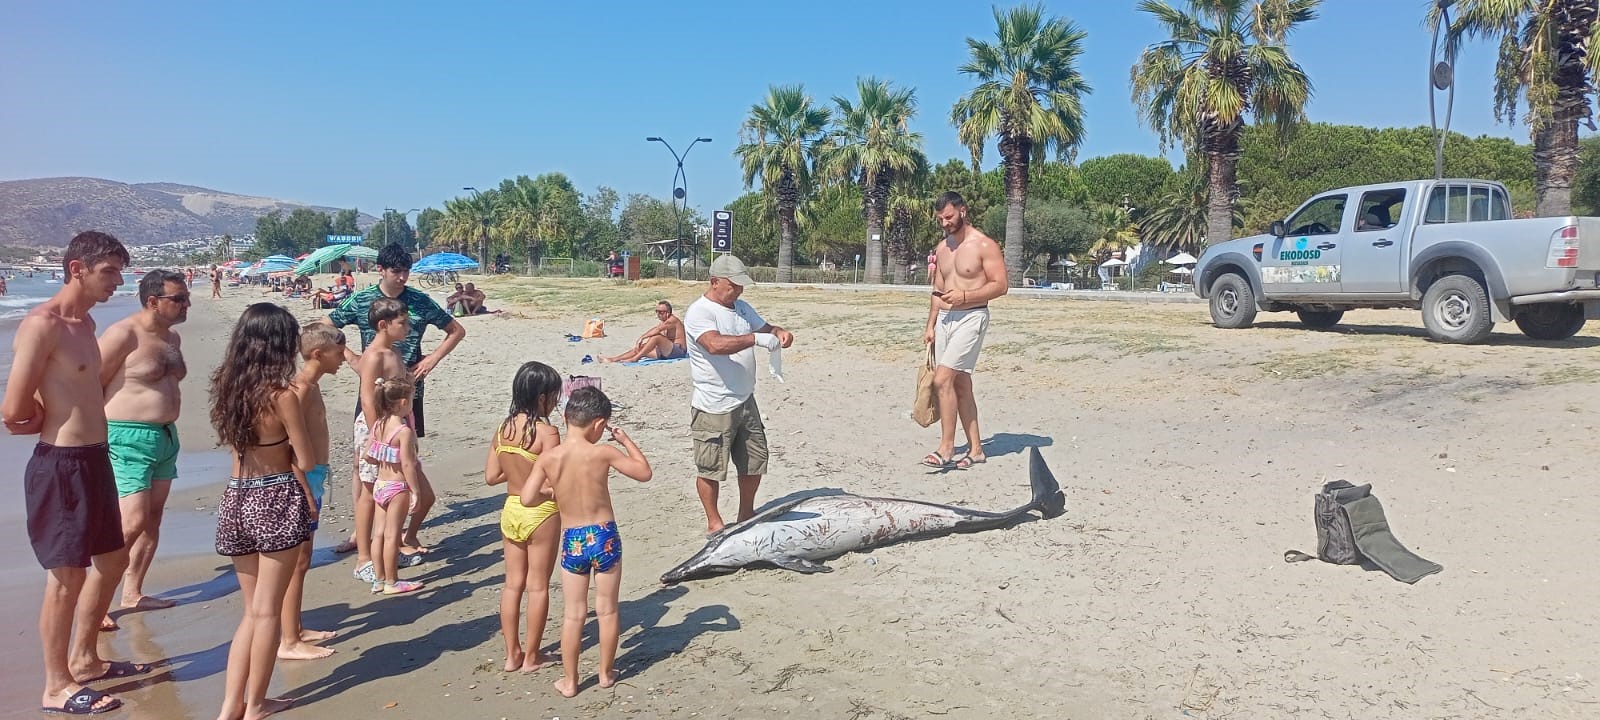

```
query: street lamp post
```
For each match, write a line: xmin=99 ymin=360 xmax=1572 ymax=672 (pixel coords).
xmin=646 ymin=136 xmax=712 ymax=280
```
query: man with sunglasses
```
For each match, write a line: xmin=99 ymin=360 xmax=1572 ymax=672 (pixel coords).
xmin=599 ymin=299 xmax=687 ymax=363
xmin=97 ymin=270 xmax=190 ymax=627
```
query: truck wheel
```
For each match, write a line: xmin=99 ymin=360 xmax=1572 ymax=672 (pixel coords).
xmin=1514 ymin=303 xmax=1586 ymax=340
xmin=1209 ymin=273 xmax=1257 ymax=329
xmin=1421 ymin=274 xmax=1494 ymax=344
xmin=1296 ymin=309 xmax=1344 ymax=328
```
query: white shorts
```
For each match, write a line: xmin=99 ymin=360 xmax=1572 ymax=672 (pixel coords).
xmin=353 ymin=413 xmax=378 ymax=485
xmin=935 ymin=307 xmax=990 ymax=373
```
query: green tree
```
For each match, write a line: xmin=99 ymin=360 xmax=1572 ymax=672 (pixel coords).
xmin=415 ymin=207 xmax=443 ymax=250
xmin=1077 ymin=153 xmax=1176 ymax=214
xmin=1435 ymin=0 xmax=1598 ymax=215
xmin=533 ymin=173 xmax=582 ymax=260
xmin=332 ymin=208 xmax=361 ymax=236
xmin=618 ymin=194 xmax=703 ymax=259
xmin=1138 ymin=164 xmax=1236 ymax=255
xmin=284 ymin=209 xmax=333 ymax=254
xmin=930 ymin=158 xmax=1000 ymax=218
xmin=952 ymin=4 xmax=1091 ymax=287
xmin=799 ymin=184 xmax=867 ymax=266
xmin=1131 ymin=0 xmax=1317 ymax=245
xmin=978 ymin=197 xmax=1102 ymax=274
xmin=251 ymin=211 xmax=293 ymax=257
xmin=576 ymin=186 xmax=621 ymax=259
xmin=886 ymin=175 xmax=938 ymax=283
xmin=365 ymin=210 xmax=417 ymax=252
xmin=435 ymin=190 xmax=499 ymax=262
xmin=725 ymin=191 xmax=780 ymax=266
xmin=736 ymin=84 xmax=831 ymax=282
xmin=820 ymin=77 xmax=927 ymax=283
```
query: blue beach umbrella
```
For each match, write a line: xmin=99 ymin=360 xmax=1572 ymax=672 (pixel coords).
xmin=411 ymin=252 xmax=479 ymax=272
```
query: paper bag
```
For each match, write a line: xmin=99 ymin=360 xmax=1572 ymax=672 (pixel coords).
xmin=913 ymin=345 xmax=940 ymax=427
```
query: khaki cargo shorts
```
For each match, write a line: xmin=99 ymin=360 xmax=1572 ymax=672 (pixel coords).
xmin=691 ymin=397 xmax=768 ymax=483
xmin=935 ymin=306 xmax=990 ymax=373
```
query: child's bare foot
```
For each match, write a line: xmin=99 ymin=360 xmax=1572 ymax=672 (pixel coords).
xmin=519 ymin=653 xmax=557 ymax=672
xmin=705 ymin=522 xmax=723 ymax=537
xmin=300 ymin=628 xmax=337 ymax=643
xmin=598 ymin=669 xmax=620 ymax=688
xmin=244 ymin=696 xmax=295 ymax=719
xmin=503 ymin=649 xmax=524 ymax=672
xmin=277 ymin=641 xmax=335 ymax=660
xmin=553 ymin=677 xmax=578 ymax=698
xmin=121 ymin=594 xmax=177 ymax=610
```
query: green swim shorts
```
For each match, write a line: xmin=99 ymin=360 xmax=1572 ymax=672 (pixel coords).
xmin=107 ymin=420 xmax=180 ymax=497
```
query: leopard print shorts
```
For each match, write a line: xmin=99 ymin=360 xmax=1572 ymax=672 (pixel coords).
xmin=215 ymin=472 xmax=310 ymax=556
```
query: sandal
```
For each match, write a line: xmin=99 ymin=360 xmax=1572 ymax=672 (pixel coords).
xmin=952 ymin=454 xmax=987 ymax=470
xmin=398 ymin=552 xmax=425 ymax=568
xmin=82 ymin=660 xmax=153 ymax=682
xmin=42 ymin=687 xmax=122 ymax=715
xmin=383 ymin=580 xmax=425 ymax=595
xmin=921 ymin=452 xmax=951 ymax=469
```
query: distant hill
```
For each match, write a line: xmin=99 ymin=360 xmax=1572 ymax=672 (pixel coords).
xmin=0 ymin=177 xmax=378 ymax=246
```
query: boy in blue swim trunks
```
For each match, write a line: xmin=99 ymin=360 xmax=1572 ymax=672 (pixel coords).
xmin=520 ymin=386 xmax=651 ymax=698
xmin=278 ymin=322 xmax=346 ymax=660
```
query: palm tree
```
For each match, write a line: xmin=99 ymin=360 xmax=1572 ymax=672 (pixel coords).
xmin=436 ymin=191 xmax=499 ymax=263
xmin=736 ymin=85 xmax=831 ymax=282
xmin=951 ymin=4 xmax=1090 ymax=287
xmin=497 ymin=176 xmax=542 ymax=268
xmin=1131 ymin=0 xmax=1316 ymax=246
xmin=1137 ymin=166 xmax=1235 ymax=256
xmin=885 ymin=179 xmax=935 ymax=284
xmin=821 ymin=77 xmax=927 ymax=284
xmin=1434 ymin=1 xmax=1599 ymax=216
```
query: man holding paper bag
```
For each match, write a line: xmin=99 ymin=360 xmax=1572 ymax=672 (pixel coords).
xmin=684 ymin=255 xmax=794 ymax=535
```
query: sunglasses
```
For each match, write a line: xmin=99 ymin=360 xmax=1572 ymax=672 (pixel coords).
xmin=155 ymin=293 xmax=191 ymax=304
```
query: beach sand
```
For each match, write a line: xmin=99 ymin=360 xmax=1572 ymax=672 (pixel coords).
xmin=3 ymin=274 xmax=1596 ymax=719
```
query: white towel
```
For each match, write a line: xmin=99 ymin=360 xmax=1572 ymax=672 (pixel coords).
xmin=754 ymin=333 xmax=785 ymax=383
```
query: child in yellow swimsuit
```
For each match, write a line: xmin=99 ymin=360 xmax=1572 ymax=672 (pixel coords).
xmin=484 ymin=361 xmax=564 ymax=673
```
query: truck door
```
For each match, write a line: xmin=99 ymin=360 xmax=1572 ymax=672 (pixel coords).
xmin=1261 ymin=192 xmax=1348 ymax=297
xmin=1342 ymin=187 xmax=1410 ymax=294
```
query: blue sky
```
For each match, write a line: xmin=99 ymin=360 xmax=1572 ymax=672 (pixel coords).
xmin=2 ymin=1 xmax=1523 ymax=221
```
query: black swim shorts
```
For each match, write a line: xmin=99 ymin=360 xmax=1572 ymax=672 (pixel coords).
xmin=25 ymin=442 xmax=126 ymax=569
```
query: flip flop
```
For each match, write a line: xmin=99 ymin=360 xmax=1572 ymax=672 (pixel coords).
xmin=951 ymin=455 xmax=987 ymax=470
xmin=42 ymin=688 xmax=121 ymax=715
xmin=921 ymin=452 xmax=951 ymax=469
xmin=398 ymin=552 xmax=425 ymax=568
xmin=331 ymin=539 xmax=358 ymax=555
xmin=83 ymin=660 xmax=153 ymax=683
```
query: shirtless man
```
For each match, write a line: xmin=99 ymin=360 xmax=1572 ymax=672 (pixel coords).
xmin=98 ymin=270 xmax=189 ymax=630
xmin=600 ymin=300 xmax=687 ymax=363
xmin=3 ymin=231 xmax=149 ymax=716
xmin=921 ymin=192 xmax=1008 ymax=470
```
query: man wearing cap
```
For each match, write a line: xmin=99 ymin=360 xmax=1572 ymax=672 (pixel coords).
xmin=683 ymin=255 xmax=794 ymax=535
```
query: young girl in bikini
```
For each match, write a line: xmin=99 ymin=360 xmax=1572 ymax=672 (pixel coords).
xmin=484 ymin=361 xmax=564 ymax=671
xmin=367 ymin=374 xmax=425 ymax=595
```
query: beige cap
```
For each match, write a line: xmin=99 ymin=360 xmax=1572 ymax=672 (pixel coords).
xmin=709 ymin=254 xmax=755 ymax=286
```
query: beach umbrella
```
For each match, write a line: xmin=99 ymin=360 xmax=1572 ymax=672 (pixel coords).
xmin=1172 ymin=266 xmax=1194 ymax=275
xmin=412 ymin=252 xmax=479 ymax=272
xmin=1053 ymin=258 xmax=1078 ymax=267
xmin=1165 ymin=252 xmax=1199 ymax=265
xmin=294 ymin=244 xmax=354 ymax=276
xmin=1099 ymin=258 xmax=1127 ymax=267
xmin=262 ymin=254 xmax=295 ymax=264
xmin=344 ymin=245 xmax=378 ymax=261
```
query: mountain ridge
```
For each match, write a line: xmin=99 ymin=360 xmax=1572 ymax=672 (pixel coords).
xmin=0 ymin=176 xmax=378 ymax=246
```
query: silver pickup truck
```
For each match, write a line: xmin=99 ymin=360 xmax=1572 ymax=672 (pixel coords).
xmin=1193 ymin=178 xmax=1600 ymax=343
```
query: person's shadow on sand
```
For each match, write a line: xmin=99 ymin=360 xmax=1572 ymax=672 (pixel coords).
xmin=534 ymin=585 xmax=740 ymax=695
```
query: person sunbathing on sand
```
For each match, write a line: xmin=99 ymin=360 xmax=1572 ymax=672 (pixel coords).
xmin=599 ymin=300 xmax=687 ymax=363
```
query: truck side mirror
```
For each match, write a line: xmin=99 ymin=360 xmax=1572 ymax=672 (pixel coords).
xmin=1270 ymin=220 xmax=1286 ymax=238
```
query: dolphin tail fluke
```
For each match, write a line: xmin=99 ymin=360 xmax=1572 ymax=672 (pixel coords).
xmin=1028 ymin=447 xmax=1067 ymax=519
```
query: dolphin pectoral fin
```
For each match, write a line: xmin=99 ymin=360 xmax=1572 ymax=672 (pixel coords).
xmin=771 ymin=556 xmax=831 ymax=574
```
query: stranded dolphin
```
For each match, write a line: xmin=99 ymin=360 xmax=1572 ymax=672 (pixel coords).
xmin=660 ymin=446 xmax=1066 ymax=583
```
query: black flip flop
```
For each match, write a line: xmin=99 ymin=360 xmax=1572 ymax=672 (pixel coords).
xmin=83 ymin=660 xmax=153 ymax=682
xmin=42 ymin=687 xmax=122 ymax=715
xmin=951 ymin=454 xmax=987 ymax=470
xmin=921 ymin=452 xmax=951 ymax=468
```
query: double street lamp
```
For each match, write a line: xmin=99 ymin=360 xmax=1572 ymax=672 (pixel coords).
xmin=382 ymin=207 xmax=420 ymax=248
xmin=646 ymin=136 xmax=711 ymax=279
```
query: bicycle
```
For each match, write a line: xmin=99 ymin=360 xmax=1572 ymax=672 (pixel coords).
xmin=417 ymin=270 xmax=459 ymax=289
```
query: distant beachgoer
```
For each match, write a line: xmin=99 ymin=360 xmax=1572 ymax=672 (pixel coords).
xmin=922 ymin=191 xmax=1008 ymax=470
xmin=97 ymin=269 xmax=190 ymax=631
xmin=684 ymin=254 xmax=794 ymax=535
xmin=3 ymin=231 xmax=144 ymax=716
xmin=211 ymin=265 xmax=223 ymax=299
xmin=485 ymin=361 xmax=564 ymax=672
xmin=209 ymin=302 xmax=316 ymax=720
xmin=0 ymin=275 xmax=7 ymax=295
xmin=600 ymin=300 xmax=687 ymax=363
xmin=519 ymin=387 xmax=651 ymax=698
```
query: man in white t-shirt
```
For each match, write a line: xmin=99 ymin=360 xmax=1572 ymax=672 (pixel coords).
xmin=684 ymin=255 xmax=794 ymax=535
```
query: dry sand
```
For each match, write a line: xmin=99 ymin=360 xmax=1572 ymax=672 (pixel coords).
xmin=3 ymin=274 xmax=1597 ymax=719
